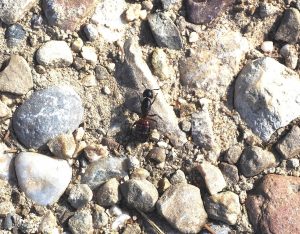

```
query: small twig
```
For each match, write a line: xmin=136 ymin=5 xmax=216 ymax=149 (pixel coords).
xmin=203 ymin=223 xmax=216 ymax=234
xmin=136 ymin=209 xmax=165 ymax=234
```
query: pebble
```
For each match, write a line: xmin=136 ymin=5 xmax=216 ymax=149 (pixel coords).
xmin=95 ymin=65 xmax=109 ymax=80
xmin=47 ymin=133 xmax=76 ymax=159
xmin=239 ymin=146 xmax=277 ymax=177
xmin=31 ymin=14 xmax=43 ymax=29
xmin=81 ymin=46 xmax=98 ymax=64
xmin=170 ymin=170 xmax=187 ymax=185
xmin=93 ymin=205 xmax=109 ymax=228
xmin=0 ymin=143 xmax=14 ymax=181
xmin=81 ymin=156 xmax=128 ymax=189
xmin=275 ymin=8 xmax=300 ymax=44
xmin=120 ymin=179 xmax=158 ymax=212
xmin=43 ymin=0 xmax=98 ymax=30
xmin=82 ymin=74 xmax=98 ymax=87
xmin=287 ymin=158 xmax=300 ymax=169
xmin=224 ymin=143 xmax=243 ymax=164
xmin=219 ymin=162 xmax=239 ymax=186
xmin=71 ymin=38 xmax=84 ymax=53
xmin=260 ymin=41 xmax=273 ymax=53
xmin=235 ymin=57 xmax=300 ymax=142
xmin=161 ymin=0 xmax=181 ymax=10
xmin=259 ymin=2 xmax=278 ymax=18
xmin=0 ymin=101 xmax=11 ymax=119
xmin=73 ymin=57 xmax=86 ymax=70
xmin=151 ymin=48 xmax=175 ymax=80
xmin=204 ymin=191 xmax=241 ymax=225
xmin=0 ymin=55 xmax=33 ymax=95
xmin=96 ymin=178 xmax=120 ymax=207
xmin=84 ymin=144 xmax=108 ymax=162
xmin=0 ymin=180 xmax=12 ymax=202
xmin=125 ymin=4 xmax=141 ymax=22
xmin=280 ymin=44 xmax=298 ymax=69
xmin=197 ymin=161 xmax=227 ymax=195
xmin=102 ymin=86 xmax=111 ymax=95
xmin=3 ymin=213 xmax=13 ymax=230
xmin=38 ymin=211 xmax=59 ymax=234
xmin=180 ymin=120 xmax=191 ymax=132
xmin=0 ymin=201 xmax=15 ymax=217
xmin=122 ymin=223 xmax=142 ymax=234
xmin=68 ymin=184 xmax=93 ymax=209
xmin=147 ymin=147 xmax=166 ymax=163
xmin=276 ymin=125 xmax=300 ymax=159
xmin=13 ymin=85 xmax=84 ymax=149
xmin=158 ymin=177 xmax=171 ymax=193
xmin=0 ymin=0 xmax=37 ymax=25
xmin=188 ymin=31 xmax=199 ymax=43
xmin=130 ymin=168 xmax=150 ymax=180
xmin=148 ymin=12 xmax=183 ymax=50
xmin=15 ymin=152 xmax=72 ymax=206
xmin=5 ymin=24 xmax=26 ymax=47
xmin=68 ymin=209 xmax=93 ymax=234
xmin=156 ymin=183 xmax=207 ymax=233
xmin=84 ymin=24 xmax=99 ymax=41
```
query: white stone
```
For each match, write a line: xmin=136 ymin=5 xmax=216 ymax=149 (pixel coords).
xmin=15 ymin=152 xmax=72 ymax=205
xmin=82 ymin=74 xmax=97 ymax=87
xmin=189 ymin=32 xmax=199 ymax=43
xmin=0 ymin=101 xmax=11 ymax=118
xmin=261 ymin=41 xmax=273 ymax=53
xmin=81 ymin=46 xmax=97 ymax=64
xmin=36 ymin=40 xmax=73 ymax=67
xmin=0 ymin=143 xmax=14 ymax=181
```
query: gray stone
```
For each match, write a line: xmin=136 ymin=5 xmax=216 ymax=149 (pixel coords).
xmin=148 ymin=12 xmax=182 ymax=50
xmin=147 ymin=147 xmax=166 ymax=163
xmin=38 ymin=211 xmax=59 ymax=234
xmin=13 ymin=85 xmax=84 ymax=149
xmin=170 ymin=170 xmax=187 ymax=185
xmin=3 ymin=213 xmax=13 ymax=230
xmin=15 ymin=152 xmax=72 ymax=206
xmin=68 ymin=209 xmax=93 ymax=234
xmin=47 ymin=133 xmax=76 ymax=159
xmin=235 ymin=57 xmax=300 ymax=142
xmin=161 ymin=0 xmax=181 ymax=10
xmin=275 ymin=8 xmax=300 ymax=44
xmin=120 ymin=179 xmax=158 ymax=212
xmin=224 ymin=143 xmax=243 ymax=164
xmin=5 ymin=24 xmax=26 ymax=47
xmin=219 ymin=163 xmax=239 ymax=186
xmin=204 ymin=191 xmax=241 ymax=225
xmin=287 ymin=158 xmax=300 ymax=169
xmin=92 ymin=205 xmax=108 ymax=228
xmin=156 ymin=183 xmax=207 ymax=233
xmin=81 ymin=156 xmax=128 ymax=189
xmin=239 ymin=146 xmax=277 ymax=177
xmin=122 ymin=223 xmax=141 ymax=234
xmin=68 ymin=184 xmax=93 ymax=209
xmin=84 ymin=24 xmax=99 ymax=41
xmin=200 ymin=222 xmax=232 ymax=234
xmin=36 ymin=41 xmax=73 ymax=67
xmin=280 ymin=44 xmax=298 ymax=69
xmin=0 ymin=55 xmax=33 ymax=95
xmin=259 ymin=3 xmax=278 ymax=18
xmin=0 ymin=143 xmax=14 ymax=181
xmin=276 ymin=125 xmax=300 ymax=159
xmin=96 ymin=178 xmax=121 ymax=207
xmin=151 ymin=48 xmax=175 ymax=80
xmin=0 ymin=0 xmax=38 ymax=25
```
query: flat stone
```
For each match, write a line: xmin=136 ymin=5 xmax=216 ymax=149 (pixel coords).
xmin=0 ymin=143 xmax=14 ymax=181
xmin=0 ymin=0 xmax=38 ymax=25
xmin=68 ymin=209 xmax=93 ymax=234
xmin=275 ymin=8 xmax=300 ymax=44
xmin=15 ymin=152 xmax=72 ymax=206
xmin=81 ymin=156 xmax=128 ymax=189
xmin=68 ymin=184 xmax=93 ymax=209
xmin=0 ymin=55 xmax=33 ymax=95
xmin=246 ymin=174 xmax=300 ymax=234
xmin=13 ymin=85 xmax=83 ymax=149
xmin=42 ymin=0 xmax=98 ymax=31
xmin=235 ymin=57 xmax=300 ymax=142
xmin=224 ymin=143 xmax=244 ymax=164
xmin=96 ymin=178 xmax=121 ymax=207
xmin=36 ymin=41 xmax=73 ymax=67
xmin=120 ymin=179 xmax=158 ymax=212
xmin=204 ymin=191 xmax=241 ymax=225
xmin=239 ymin=146 xmax=276 ymax=177
xmin=156 ymin=183 xmax=207 ymax=233
xmin=219 ymin=163 xmax=239 ymax=186
xmin=148 ymin=12 xmax=183 ymax=50
xmin=276 ymin=125 xmax=300 ymax=159
xmin=197 ymin=161 xmax=227 ymax=195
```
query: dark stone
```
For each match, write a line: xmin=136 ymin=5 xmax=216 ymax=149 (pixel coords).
xmin=5 ymin=24 xmax=26 ymax=47
xmin=31 ymin=14 xmax=43 ymax=29
xmin=276 ymin=125 xmax=300 ymax=159
xmin=219 ymin=162 xmax=239 ymax=185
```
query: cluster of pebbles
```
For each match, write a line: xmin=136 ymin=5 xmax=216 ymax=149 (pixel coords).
xmin=0 ymin=0 xmax=300 ymax=233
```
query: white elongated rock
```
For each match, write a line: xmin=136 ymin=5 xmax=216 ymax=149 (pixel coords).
xmin=15 ymin=152 xmax=72 ymax=206
xmin=235 ymin=57 xmax=300 ymax=142
xmin=0 ymin=143 xmax=14 ymax=181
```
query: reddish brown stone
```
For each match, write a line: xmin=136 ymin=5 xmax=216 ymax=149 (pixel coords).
xmin=246 ymin=174 xmax=300 ymax=234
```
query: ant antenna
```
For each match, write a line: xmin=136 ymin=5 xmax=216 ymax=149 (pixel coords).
xmin=141 ymin=83 xmax=160 ymax=91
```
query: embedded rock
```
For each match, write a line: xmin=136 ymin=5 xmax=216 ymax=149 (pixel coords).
xmin=276 ymin=125 xmax=300 ymax=159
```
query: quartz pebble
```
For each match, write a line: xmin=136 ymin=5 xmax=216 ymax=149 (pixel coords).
xmin=189 ymin=31 xmax=199 ymax=43
xmin=82 ymin=74 xmax=97 ymax=87
xmin=96 ymin=178 xmax=121 ymax=207
xmin=0 ymin=201 xmax=15 ymax=217
xmin=125 ymin=4 xmax=141 ymax=22
xmin=68 ymin=209 xmax=93 ymax=234
xmin=84 ymin=144 xmax=108 ymax=162
xmin=276 ymin=125 xmax=300 ymax=159
xmin=81 ymin=46 xmax=98 ymax=64
xmin=68 ymin=184 xmax=93 ymax=209
xmin=261 ymin=41 xmax=273 ymax=53
xmin=131 ymin=168 xmax=150 ymax=180
xmin=47 ymin=133 xmax=76 ymax=159
xmin=84 ymin=24 xmax=99 ymax=41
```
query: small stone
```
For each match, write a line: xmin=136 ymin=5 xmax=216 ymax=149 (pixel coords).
xmin=68 ymin=184 xmax=93 ymax=209
xmin=142 ymin=1 xmax=153 ymax=10
xmin=73 ymin=57 xmax=86 ymax=70
xmin=259 ymin=3 xmax=278 ymax=18
xmin=0 ymin=144 xmax=14 ymax=181
xmin=204 ymin=191 xmax=241 ymax=225
xmin=0 ymin=201 xmax=15 ymax=217
xmin=0 ymin=55 xmax=33 ymax=95
xmin=47 ymin=133 xmax=76 ymax=159
xmin=3 ymin=213 xmax=13 ymax=230
xmin=81 ymin=46 xmax=97 ymax=64
xmin=170 ymin=170 xmax=187 ymax=185
xmin=280 ymin=44 xmax=298 ymax=69
xmin=148 ymin=12 xmax=183 ymax=50
xmin=161 ymin=0 xmax=181 ymax=10
xmin=68 ymin=209 xmax=93 ymax=234
xmin=276 ymin=126 xmax=300 ymax=159
xmin=0 ymin=101 xmax=11 ymax=119
xmin=188 ymin=31 xmax=199 ymax=43
xmin=36 ymin=40 xmax=73 ymax=67
xmin=275 ymin=8 xmax=300 ymax=44
xmin=96 ymin=178 xmax=121 ymax=207
xmin=84 ymin=144 xmax=108 ymax=162
xmin=158 ymin=177 xmax=171 ymax=193
xmin=224 ymin=143 xmax=243 ymax=164
xmin=156 ymin=183 xmax=207 ymax=233
xmin=13 ymin=85 xmax=84 ymax=149
xmin=102 ymin=86 xmax=111 ymax=95
xmin=239 ymin=146 xmax=277 ymax=177
xmin=38 ymin=211 xmax=59 ymax=234
xmin=120 ymin=179 xmax=158 ymax=212
xmin=219 ymin=163 xmax=239 ymax=186
xmin=197 ymin=161 xmax=227 ymax=195
xmin=35 ymin=65 xmax=46 ymax=74
xmin=31 ymin=14 xmax=43 ymax=29
xmin=84 ymin=24 xmax=99 ymax=41
xmin=5 ymin=24 xmax=26 ymax=47
xmin=122 ymin=223 xmax=141 ymax=234
xmin=95 ymin=65 xmax=109 ymax=80
xmin=139 ymin=10 xmax=147 ymax=20
xmin=0 ymin=180 xmax=12 ymax=202
xmin=72 ymin=38 xmax=84 ymax=52
xmin=261 ymin=41 xmax=273 ymax=53
xmin=125 ymin=4 xmax=141 ymax=22
xmin=131 ymin=168 xmax=150 ymax=180
xmin=148 ymin=147 xmax=166 ymax=163
xmin=15 ymin=152 xmax=72 ymax=206
xmin=287 ymin=158 xmax=300 ymax=169
xmin=149 ymin=129 xmax=160 ymax=141
xmin=151 ymin=48 xmax=175 ymax=80
xmin=93 ymin=205 xmax=109 ymax=228
xmin=82 ymin=74 xmax=97 ymax=87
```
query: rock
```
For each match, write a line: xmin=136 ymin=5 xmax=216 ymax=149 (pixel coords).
xmin=246 ymin=174 xmax=300 ymax=234
xmin=122 ymin=223 xmax=141 ymax=234
xmin=38 ymin=211 xmax=59 ymax=234
xmin=84 ymin=144 xmax=108 ymax=162
xmin=42 ymin=0 xmax=98 ymax=31
xmin=13 ymin=85 xmax=83 ymax=149
xmin=31 ymin=14 xmax=43 ymax=29
xmin=120 ymin=179 xmax=158 ymax=212
xmin=47 ymin=133 xmax=76 ymax=159
xmin=82 ymin=74 xmax=97 ymax=87
xmin=0 ymin=55 xmax=33 ymax=95
xmin=15 ymin=152 xmax=72 ymax=205
xmin=239 ymin=146 xmax=277 ymax=177
xmin=280 ymin=44 xmax=298 ymax=69
xmin=0 ymin=0 xmax=37 ymax=25
xmin=205 ymin=191 xmax=241 ymax=225
xmin=131 ymin=168 xmax=150 ymax=180
xmin=170 ymin=170 xmax=187 ymax=185
xmin=179 ymin=28 xmax=249 ymax=98
xmin=124 ymin=4 xmax=141 ymax=22
xmin=0 ymin=180 xmax=12 ymax=202
xmin=275 ymin=8 xmax=300 ymax=44
xmin=189 ymin=31 xmax=199 ymax=43
xmin=219 ymin=163 xmax=239 ymax=186
xmin=0 ymin=101 xmax=11 ymax=119
xmin=156 ymin=183 xmax=207 ymax=233
xmin=68 ymin=209 xmax=93 ymax=234
xmin=180 ymin=120 xmax=191 ymax=132
xmin=5 ymin=24 xmax=26 ymax=47
xmin=191 ymin=109 xmax=215 ymax=150
xmin=71 ymin=38 xmax=84 ymax=53
xmin=287 ymin=158 xmax=300 ymax=169
xmin=81 ymin=156 xmax=128 ymax=189
xmin=84 ymin=24 xmax=98 ymax=41
xmin=123 ymin=39 xmax=186 ymax=146
xmin=151 ymin=48 xmax=175 ymax=80
xmin=0 ymin=143 xmax=14 ymax=181
xmin=0 ymin=201 xmax=15 ymax=217
xmin=235 ymin=57 xmax=300 ymax=142
xmin=68 ymin=184 xmax=93 ymax=209
xmin=259 ymin=2 xmax=278 ymax=18
xmin=148 ymin=13 xmax=183 ymax=50
xmin=93 ymin=205 xmax=109 ymax=228
xmin=260 ymin=41 xmax=273 ymax=53
xmin=276 ymin=125 xmax=300 ymax=159
xmin=147 ymin=147 xmax=166 ymax=163
xmin=36 ymin=41 xmax=73 ymax=67
xmin=197 ymin=161 xmax=227 ymax=195
xmin=185 ymin=0 xmax=234 ymax=24
xmin=224 ymin=143 xmax=243 ymax=164
xmin=3 ymin=213 xmax=13 ymax=230
xmin=161 ymin=0 xmax=181 ymax=10
xmin=96 ymin=178 xmax=120 ymax=207
xmin=81 ymin=46 xmax=97 ymax=64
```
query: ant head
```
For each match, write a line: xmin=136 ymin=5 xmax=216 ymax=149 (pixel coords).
xmin=143 ymin=89 xmax=153 ymax=99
